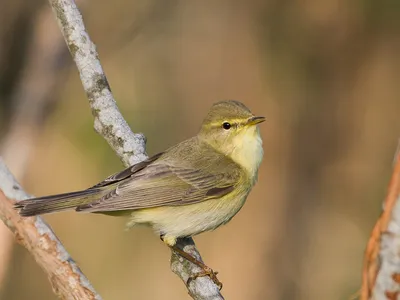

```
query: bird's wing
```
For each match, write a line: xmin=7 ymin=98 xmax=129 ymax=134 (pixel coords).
xmin=89 ymin=152 xmax=165 ymax=188
xmin=76 ymin=156 xmax=239 ymax=213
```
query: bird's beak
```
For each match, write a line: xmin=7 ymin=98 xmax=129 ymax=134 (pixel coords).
xmin=247 ymin=116 xmax=266 ymax=126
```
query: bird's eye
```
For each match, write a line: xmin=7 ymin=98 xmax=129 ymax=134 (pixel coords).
xmin=222 ymin=122 xmax=231 ymax=130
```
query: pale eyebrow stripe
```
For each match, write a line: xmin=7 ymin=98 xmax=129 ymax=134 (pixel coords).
xmin=208 ymin=118 xmax=249 ymax=128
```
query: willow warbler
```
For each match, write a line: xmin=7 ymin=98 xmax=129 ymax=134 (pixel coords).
xmin=16 ymin=100 xmax=265 ymax=288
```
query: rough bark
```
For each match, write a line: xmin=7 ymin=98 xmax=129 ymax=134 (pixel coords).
xmin=0 ymin=159 xmax=101 ymax=299
xmin=362 ymin=149 xmax=400 ymax=299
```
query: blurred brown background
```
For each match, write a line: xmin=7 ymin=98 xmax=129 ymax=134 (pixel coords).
xmin=1 ymin=0 xmax=400 ymax=299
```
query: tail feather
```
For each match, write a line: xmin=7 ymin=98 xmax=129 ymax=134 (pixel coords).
xmin=15 ymin=188 xmax=103 ymax=217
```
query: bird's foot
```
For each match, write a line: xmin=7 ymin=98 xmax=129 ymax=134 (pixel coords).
xmin=187 ymin=266 xmax=223 ymax=290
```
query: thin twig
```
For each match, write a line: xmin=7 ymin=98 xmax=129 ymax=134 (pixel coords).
xmin=48 ymin=0 xmax=223 ymax=298
xmin=361 ymin=144 xmax=400 ymax=299
xmin=49 ymin=0 xmax=147 ymax=167
xmin=0 ymin=158 xmax=101 ymax=300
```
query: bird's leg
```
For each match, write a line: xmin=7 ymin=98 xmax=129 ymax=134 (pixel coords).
xmin=169 ymin=243 xmax=223 ymax=290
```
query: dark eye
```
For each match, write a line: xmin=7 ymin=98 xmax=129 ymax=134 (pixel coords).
xmin=222 ymin=122 xmax=231 ymax=130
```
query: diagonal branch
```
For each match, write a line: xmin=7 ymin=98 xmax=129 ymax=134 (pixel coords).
xmin=0 ymin=158 xmax=101 ymax=299
xmin=48 ymin=0 xmax=223 ymax=299
xmin=49 ymin=0 xmax=147 ymax=167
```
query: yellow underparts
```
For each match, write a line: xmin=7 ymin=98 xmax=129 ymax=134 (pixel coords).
xmin=127 ymin=184 xmax=252 ymax=246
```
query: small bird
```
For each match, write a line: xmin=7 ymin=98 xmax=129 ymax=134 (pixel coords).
xmin=15 ymin=100 xmax=265 ymax=288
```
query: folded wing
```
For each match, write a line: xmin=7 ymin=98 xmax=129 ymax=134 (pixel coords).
xmin=76 ymin=162 xmax=238 ymax=212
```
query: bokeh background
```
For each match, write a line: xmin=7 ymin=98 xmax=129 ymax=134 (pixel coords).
xmin=1 ymin=1 xmax=400 ymax=299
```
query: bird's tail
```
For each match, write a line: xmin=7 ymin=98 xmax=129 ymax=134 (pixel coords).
xmin=15 ymin=188 xmax=105 ymax=217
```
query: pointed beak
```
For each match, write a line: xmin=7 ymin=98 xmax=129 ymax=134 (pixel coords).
xmin=247 ymin=116 xmax=266 ymax=126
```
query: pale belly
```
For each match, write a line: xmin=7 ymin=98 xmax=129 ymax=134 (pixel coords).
xmin=127 ymin=188 xmax=251 ymax=245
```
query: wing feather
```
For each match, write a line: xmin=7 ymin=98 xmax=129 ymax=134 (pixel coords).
xmin=90 ymin=152 xmax=164 ymax=188
xmin=76 ymin=162 xmax=239 ymax=212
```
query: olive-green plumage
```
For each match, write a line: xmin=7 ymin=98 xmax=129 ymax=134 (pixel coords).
xmin=15 ymin=100 xmax=265 ymax=246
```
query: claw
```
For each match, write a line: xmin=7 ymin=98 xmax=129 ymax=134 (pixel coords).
xmin=168 ymin=243 xmax=223 ymax=290
xmin=187 ymin=266 xmax=223 ymax=290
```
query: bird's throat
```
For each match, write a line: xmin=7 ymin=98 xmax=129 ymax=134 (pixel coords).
xmin=230 ymin=126 xmax=263 ymax=176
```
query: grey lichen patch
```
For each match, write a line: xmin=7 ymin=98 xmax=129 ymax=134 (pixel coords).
xmin=100 ymin=124 xmax=128 ymax=153
xmin=95 ymin=73 xmax=111 ymax=92
xmin=171 ymin=252 xmax=192 ymax=280
xmin=69 ymin=43 xmax=79 ymax=59
xmin=86 ymin=73 xmax=111 ymax=104
xmin=50 ymin=0 xmax=78 ymax=47
xmin=121 ymin=133 xmax=147 ymax=163
xmin=49 ymin=1 xmax=82 ymax=64
xmin=123 ymin=150 xmax=134 ymax=157
xmin=87 ymin=93 xmax=96 ymax=105
xmin=101 ymin=124 xmax=114 ymax=139
xmin=91 ymin=108 xmax=101 ymax=118
xmin=117 ymin=136 xmax=124 ymax=148
xmin=51 ymin=1 xmax=68 ymax=29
